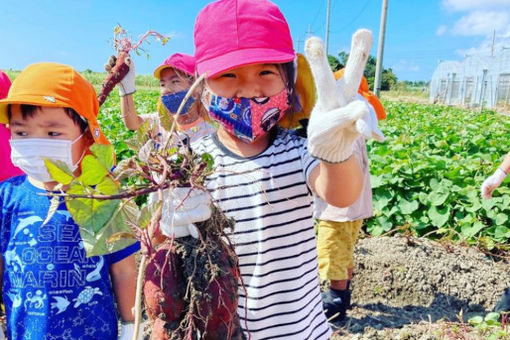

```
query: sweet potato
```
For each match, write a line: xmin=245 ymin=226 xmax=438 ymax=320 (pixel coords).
xmin=144 ymin=242 xmax=186 ymax=339
xmin=197 ymin=239 xmax=243 ymax=340
xmin=97 ymin=51 xmax=130 ymax=105
xmin=143 ymin=206 xmax=244 ymax=340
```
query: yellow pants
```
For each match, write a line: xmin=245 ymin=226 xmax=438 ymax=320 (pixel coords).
xmin=317 ymin=219 xmax=363 ymax=281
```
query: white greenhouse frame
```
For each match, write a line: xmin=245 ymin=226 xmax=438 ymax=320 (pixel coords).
xmin=429 ymin=48 xmax=510 ymax=111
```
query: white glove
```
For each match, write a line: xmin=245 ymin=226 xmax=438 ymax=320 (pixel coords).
xmin=481 ymin=168 xmax=507 ymax=199
xmin=360 ymin=94 xmax=385 ymax=142
xmin=119 ymin=56 xmax=136 ymax=97
xmin=118 ymin=322 xmax=144 ymax=340
xmin=159 ymin=187 xmax=212 ymax=238
xmin=305 ymin=30 xmax=373 ymax=163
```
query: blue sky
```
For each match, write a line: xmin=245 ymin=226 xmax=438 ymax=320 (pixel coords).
xmin=1 ymin=0 xmax=509 ymax=82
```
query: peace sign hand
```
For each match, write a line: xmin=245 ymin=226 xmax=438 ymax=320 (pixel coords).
xmin=305 ymin=29 xmax=373 ymax=163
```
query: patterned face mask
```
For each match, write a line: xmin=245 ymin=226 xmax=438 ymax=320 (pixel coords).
xmin=161 ymin=90 xmax=195 ymax=115
xmin=204 ymin=88 xmax=290 ymax=143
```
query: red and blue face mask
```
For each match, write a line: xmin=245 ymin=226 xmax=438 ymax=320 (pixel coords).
xmin=204 ymin=88 xmax=290 ymax=143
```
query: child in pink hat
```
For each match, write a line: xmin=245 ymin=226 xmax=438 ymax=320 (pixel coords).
xmin=0 ymin=70 xmax=23 ymax=182
xmin=173 ymin=0 xmax=373 ymax=338
xmin=114 ymin=52 xmax=215 ymax=142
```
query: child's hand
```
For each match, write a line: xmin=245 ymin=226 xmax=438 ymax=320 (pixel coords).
xmin=105 ymin=54 xmax=136 ymax=96
xmin=159 ymin=187 xmax=211 ymax=238
xmin=305 ymin=30 xmax=373 ymax=163
xmin=481 ymin=168 xmax=507 ymax=199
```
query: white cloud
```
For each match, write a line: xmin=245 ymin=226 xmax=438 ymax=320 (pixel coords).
xmin=392 ymin=60 xmax=420 ymax=73
xmin=436 ymin=25 xmax=448 ymax=36
xmin=442 ymin=0 xmax=510 ymax=11
xmin=451 ymin=10 xmax=509 ymax=36
xmin=456 ymin=37 xmax=510 ymax=57
xmin=440 ymin=0 xmax=510 ymax=57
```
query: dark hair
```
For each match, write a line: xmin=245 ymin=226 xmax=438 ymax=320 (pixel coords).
xmin=7 ymin=104 xmax=89 ymax=132
xmin=278 ymin=61 xmax=303 ymax=118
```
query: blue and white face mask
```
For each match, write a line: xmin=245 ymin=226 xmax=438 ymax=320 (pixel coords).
xmin=161 ymin=91 xmax=196 ymax=115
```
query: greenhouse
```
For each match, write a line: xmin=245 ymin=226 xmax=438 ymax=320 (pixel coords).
xmin=430 ymin=48 xmax=510 ymax=111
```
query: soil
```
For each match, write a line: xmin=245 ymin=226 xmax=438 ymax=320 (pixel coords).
xmin=329 ymin=236 xmax=510 ymax=339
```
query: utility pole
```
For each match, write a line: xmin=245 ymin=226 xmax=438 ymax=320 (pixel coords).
xmin=307 ymin=24 xmax=313 ymax=38
xmin=491 ymin=29 xmax=496 ymax=57
xmin=325 ymin=0 xmax=331 ymax=55
xmin=374 ymin=0 xmax=388 ymax=97
xmin=296 ymin=36 xmax=303 ymax=53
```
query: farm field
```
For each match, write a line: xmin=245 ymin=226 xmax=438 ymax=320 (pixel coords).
xmin=90 ymin=76 xmax=509 ymax=339
xmin=5 ymin=71 xmax=510 ymax=338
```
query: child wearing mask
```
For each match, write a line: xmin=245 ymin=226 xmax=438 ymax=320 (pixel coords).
xmin=155 ymin=0 xmax=373 ymax=338
xmin=0 ymin=63 xmax=142 ymax=340
xmin=114 ymin=52 xmax=215 ymax=142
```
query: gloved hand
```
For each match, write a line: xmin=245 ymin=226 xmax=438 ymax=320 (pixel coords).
xmin=481 ymin=168 xmax=507 ymax=199
xmin=305 ymin=29 xmax=373 ymax=163
xmin=158 ymin=187 xmax=212 ymax=238
xmin=360 ymin=94 xmax=385 ymax=142
xmin=118 ymin=322 xmax=144 ymax=340
xmin=105 ymin=54 xmax=136 ymax=96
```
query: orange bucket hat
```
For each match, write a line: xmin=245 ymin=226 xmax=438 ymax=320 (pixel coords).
xmin=0 ymin=62 xmax=110 ymax=144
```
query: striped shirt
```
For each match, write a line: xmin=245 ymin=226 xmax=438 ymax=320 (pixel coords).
xmin=192 ymin=128 xmax=331 ymax=340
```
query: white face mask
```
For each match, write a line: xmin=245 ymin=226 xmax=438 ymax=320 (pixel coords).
xmin=9 ymin=132 xmax=87 ymax=183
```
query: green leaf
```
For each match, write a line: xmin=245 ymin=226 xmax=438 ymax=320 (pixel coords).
xmin=80 ymin=155 xmax=108 ymax=186
xmin=139 ymin=201 xmax=162 ymax=229
xmin=465 ymin=198 xmax=482 ymax=212
xmin=201 ymin=153 xmax=214 ymax=171
xmin=90 ymin=144 xmax=115 ymax=171
xmin=373 ymin=189 xmax=393 ymax=211
xmin=96 ymin=177 xmax=119 ymax=196
xmin=66 ymin=183 xmax=119 ymax=233
xmin=461 ymin=221 xmax=485 ymax=238
xmin=494 ymin=225 xmax=510 ymax=239
xmin=398 ymin=198 xmax=419 ymax=215
xmin=485 ymin=312 xmax=501 ymax=322
xmin=418 ymin=192 xmax=429 ymax=205
xmin=427 ymin=206 xmax=450 ymax=227
xmin=429 ymin=178 xmax=440 ymax=190
xmin=80 ymin=199 xmax=139 ymax=257
xmin=494 ymin=213 xmax=508 ymax=225
xmin=370 ymin=174 xmax=384 ymax=189
xmin=369 ymin=225 xmax=385 ymax=236
xmin=375 ymin=216 xmax=393 ymax=233
xmin=44 ymin=159 xmax=74 ymax=185
xmin=468 ymin=315 xmax=483 ymax=326
xmin=428 ymin=188 xmax=449 ymax=206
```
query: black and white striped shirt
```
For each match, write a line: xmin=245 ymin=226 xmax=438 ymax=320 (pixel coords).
xmin=192 ymin=129 xmax=331 ymax=340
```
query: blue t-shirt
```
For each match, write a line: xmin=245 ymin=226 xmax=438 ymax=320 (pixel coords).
xmin=0 ymin=175 xmax=140 ymax=340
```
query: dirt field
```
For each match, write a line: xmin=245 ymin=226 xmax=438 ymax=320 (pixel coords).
xmin=330 ymin=236 xmax=510 ymax=339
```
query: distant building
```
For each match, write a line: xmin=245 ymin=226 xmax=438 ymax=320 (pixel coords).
xmin=430 ymin=48 xmax=510 ymax=110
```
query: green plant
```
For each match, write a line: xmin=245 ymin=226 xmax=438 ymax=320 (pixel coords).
xmin=467 ymin=312 xmax=509 ymax=339
xmin=367 ymin=101 xmax=510 ymax=252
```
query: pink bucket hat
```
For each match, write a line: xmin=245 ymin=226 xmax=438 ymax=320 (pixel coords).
xmin=0 ymin=70 xmax=11 ymax=99
xmin=194 ymin=0 xmax=295 ymax=77
xmin=153 ymin=53 xmax=196 ymax=79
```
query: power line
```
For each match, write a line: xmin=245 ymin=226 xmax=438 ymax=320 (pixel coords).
xmin=329 ymin=0 xmax=371 ymax=34
xmin=310 ymin=0 xmax=325 ymax=33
